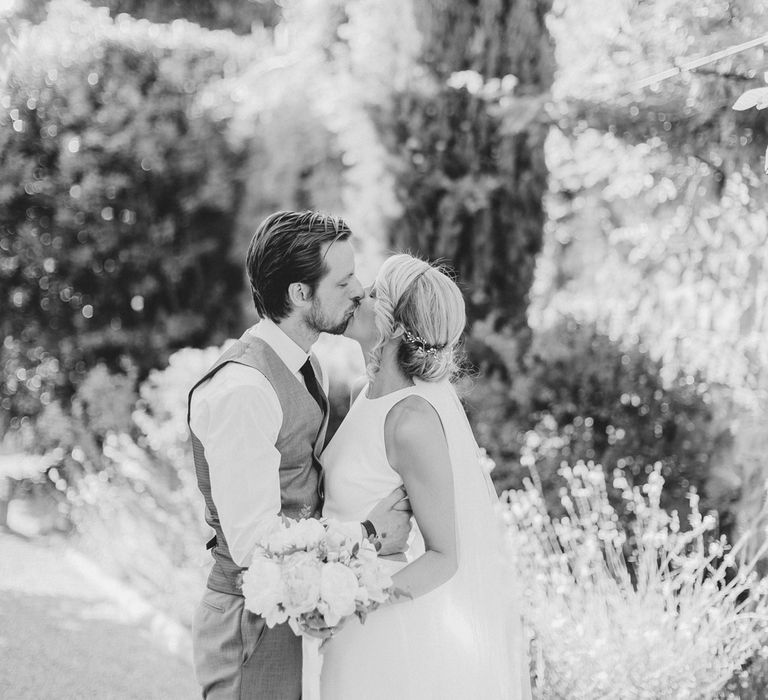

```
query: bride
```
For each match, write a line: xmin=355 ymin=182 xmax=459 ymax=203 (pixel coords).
xmin=319 ymin=253 xmax=532 ymax=699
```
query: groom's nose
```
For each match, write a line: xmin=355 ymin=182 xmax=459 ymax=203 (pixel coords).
xmin=349 ymin=276 xmax=364 ymax=303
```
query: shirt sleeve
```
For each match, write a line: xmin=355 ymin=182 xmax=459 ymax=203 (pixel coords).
xmin=190 ymin=363 xmax=283 ymax=568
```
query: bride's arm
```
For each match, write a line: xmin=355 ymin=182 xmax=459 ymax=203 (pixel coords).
xmin=383 ymin=395 xmax=457 ymax=600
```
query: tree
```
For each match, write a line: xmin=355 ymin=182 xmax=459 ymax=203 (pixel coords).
xmin=367 ymin=0 xmax=555 ymax=336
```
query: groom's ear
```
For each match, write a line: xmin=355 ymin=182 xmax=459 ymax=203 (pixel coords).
xmin=287 ymin=282 xmax=311 ymax=308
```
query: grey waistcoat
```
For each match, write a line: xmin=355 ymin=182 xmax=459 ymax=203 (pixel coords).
xmin=187 ymin=332 xmax=328 ymax=595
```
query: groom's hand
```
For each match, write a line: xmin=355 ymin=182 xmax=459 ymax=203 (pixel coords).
xmin=366 ymin=486 xmax=412 ymax=556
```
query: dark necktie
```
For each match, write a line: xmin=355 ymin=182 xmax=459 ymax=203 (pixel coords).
xmin=300 ymin=358 xmax=325 ymax=412
xmin=301 ymin=357 xmax=328 ymax=500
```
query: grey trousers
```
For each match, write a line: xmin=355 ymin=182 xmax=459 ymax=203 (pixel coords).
xmin=193 ymin=588 xmax=302 ymax=699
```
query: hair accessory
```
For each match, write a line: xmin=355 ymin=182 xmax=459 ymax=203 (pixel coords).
xmin=403 ymin=329 xmax=446 ymax=356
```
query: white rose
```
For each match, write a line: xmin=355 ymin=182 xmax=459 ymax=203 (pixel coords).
xmin=348 ymin=540 xmax=391 ymax=604
xmin=357 ymin=562 xmax=393 ymax=605
xmin=354 ymin=538 xmax=379 ymax=564
xmin=241 ymin=557 xmax=288 ymax=627
xmin=253 ymin=516 xmax=285 ymax=545
xmin=265 ymin=526 xmax=293 ymax=555
xmin=282 ymin=551 xmax=322 ymax=615
xmin=323 ymin=518 xmax=352 ymax=557
xmin=288 ymin=518 xmax=326 ymax=550
xmin=318 ymin=562 xmax=359 ymax=626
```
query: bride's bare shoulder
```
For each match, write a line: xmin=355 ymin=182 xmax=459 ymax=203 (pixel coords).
xmin=384 ymin=394 xmax=447 ymax=472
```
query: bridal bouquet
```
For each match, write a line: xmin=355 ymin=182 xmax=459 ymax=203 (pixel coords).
xmin=241 ymin=516 xmax=394 ymax=636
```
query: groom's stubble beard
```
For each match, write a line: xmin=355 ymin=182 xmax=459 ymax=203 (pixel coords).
xmin=305 ymin=296 xmax=357 ymax=336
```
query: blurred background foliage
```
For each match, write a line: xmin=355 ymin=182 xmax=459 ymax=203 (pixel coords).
xmin=0 ymin=1 xmax=257 ymax=424
xmin=2 ymin=0 xmax=768 ymax=677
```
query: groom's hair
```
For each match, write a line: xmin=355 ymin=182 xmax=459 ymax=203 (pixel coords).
xmin=246 ymin=210 xmax=352 ymax=321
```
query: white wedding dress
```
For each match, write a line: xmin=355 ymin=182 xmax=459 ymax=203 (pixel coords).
xmin=317 ymin=378 xmax=532 ymax=700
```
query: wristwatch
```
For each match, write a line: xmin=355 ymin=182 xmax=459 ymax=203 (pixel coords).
xmin=361 ymin=519 xmax=377 ymax=540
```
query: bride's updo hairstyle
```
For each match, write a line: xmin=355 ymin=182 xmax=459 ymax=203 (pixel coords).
xmin=368 ymin=253 xmax=465 ymax=382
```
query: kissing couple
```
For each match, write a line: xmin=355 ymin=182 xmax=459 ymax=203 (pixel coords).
xmin=188 ymin=211 xmax=531 ymax=699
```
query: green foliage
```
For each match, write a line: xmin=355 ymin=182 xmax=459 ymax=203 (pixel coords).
xmin=537 ymin=124 xmax=768 ymax=406
xmin=7 ymin=350 xmax=216 ymax=620
xmin=722 ymin=653 xmax=768 ymax=699
xmin=1 ymin=362 xmax=141 ymax=529
xmin=733 ymin=78 xmax=768 ymax=174
xmin=0 ymin=1 xmax=253 ymax=421
xmin=504 ymin=461 xmax=768 ymax=698
xmin=551 ymin=0 xmax=768 ymax=152
xmin=372 ymin=0 xmax=554 ymax=333
xmin=69 ymin=348 xmax=222 ymax=621
xmin=72 ymin=363 xmax=137 ymax=442
xmin=1 ymin=0 xmax=50 ymax=27
xmin=88 ymin=0 xmax=282 ymax=32
xmin=540 ymin=0 xmax=768 ymax=405
xmin=226 ymin=0 xmax=361 ymax=291
xmin=22 ymin=364 xmax=135 ymax=491
xmin=468 ymin=318 xmax=725 ymax=519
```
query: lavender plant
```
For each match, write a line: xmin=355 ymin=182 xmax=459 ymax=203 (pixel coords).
xmin=502 ymin=459 xmax=768 ymax=699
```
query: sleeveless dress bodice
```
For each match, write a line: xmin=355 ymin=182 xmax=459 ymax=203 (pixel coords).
xmin=322 ymin=386 xmax=424 ymax=571
xmin=322 ymin=383 xmax=408 ymax=520
xmin=322 ymin=383 xmax=425 ymax=564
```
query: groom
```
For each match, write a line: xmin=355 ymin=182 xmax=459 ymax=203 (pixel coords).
xmin=188 ymin=210 xmax=411 ymax=699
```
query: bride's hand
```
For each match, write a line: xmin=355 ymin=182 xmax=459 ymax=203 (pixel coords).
xmin=299 ymin=615 xmax=347 ymax=641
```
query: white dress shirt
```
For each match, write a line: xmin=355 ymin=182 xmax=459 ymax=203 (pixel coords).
xmin=190 ymin=318 xmax=359 ymax=567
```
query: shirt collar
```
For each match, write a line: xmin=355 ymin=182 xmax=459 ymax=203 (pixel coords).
xmin=250 ymin=318 xmax=309 ymax=375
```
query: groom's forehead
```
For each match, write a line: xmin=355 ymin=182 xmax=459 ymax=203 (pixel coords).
xmin=320 ymin=239 xmax=355 ymax=277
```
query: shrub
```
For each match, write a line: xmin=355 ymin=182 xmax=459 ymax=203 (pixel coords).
xmin=721 ymin=652 xmax=768 ymax=699
xmin=72 ymin=363 xmax=137 ymax=442
xmin=502 ymin=460 xmax=768 ymax=699
xmin=465 ymin=318 xmax=727 ymax=523
xmin=0 ymin=1 xmax=253 ymax=422
xmin=51 ymin=346 xmax=224 ymax=623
